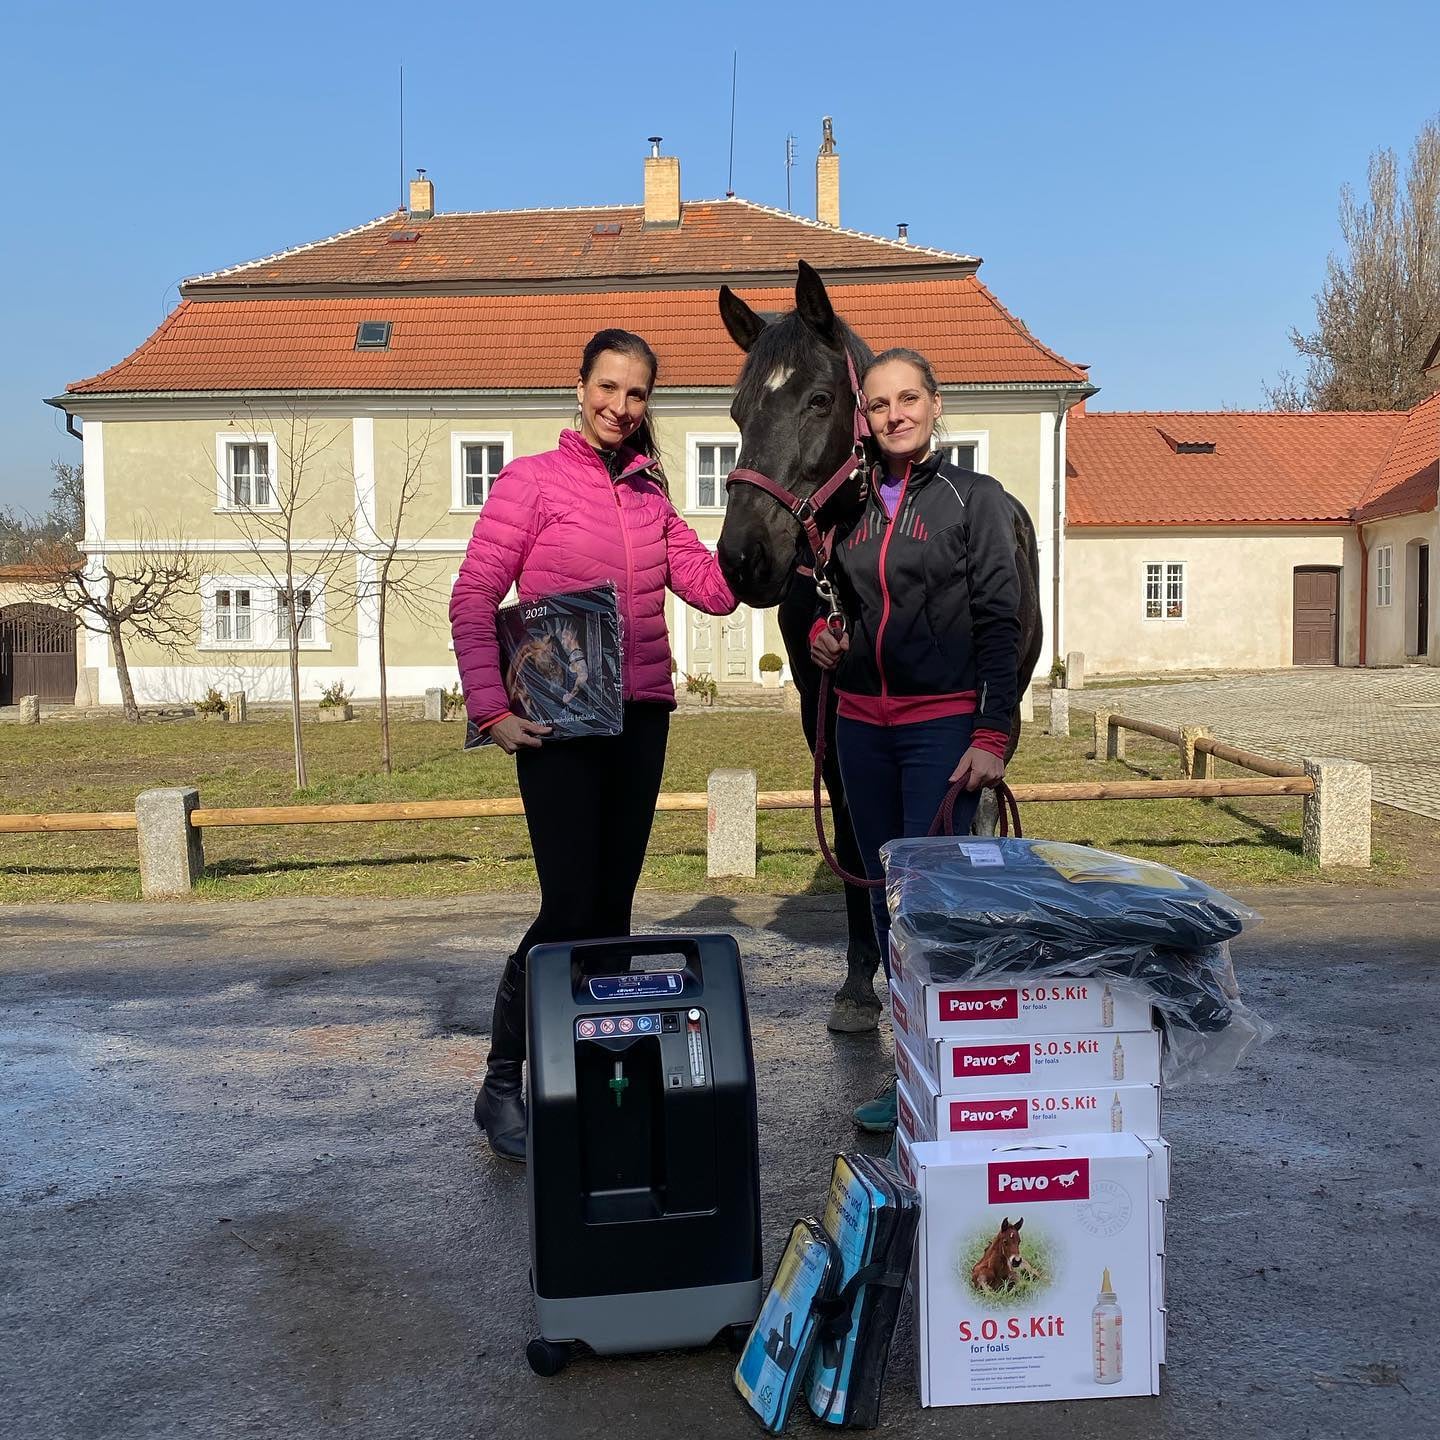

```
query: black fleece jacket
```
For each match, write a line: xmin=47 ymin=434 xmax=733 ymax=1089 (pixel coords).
xmin=822 ymin=453 xmax=1023 ymax=735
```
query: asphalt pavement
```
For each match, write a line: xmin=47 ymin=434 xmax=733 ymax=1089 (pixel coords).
xmin=1 ymin=889 xmax=1436 ymax=1440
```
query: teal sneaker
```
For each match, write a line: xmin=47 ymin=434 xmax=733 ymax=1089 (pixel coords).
xmin=852 ymin=1074 xmax=898 ymax=1134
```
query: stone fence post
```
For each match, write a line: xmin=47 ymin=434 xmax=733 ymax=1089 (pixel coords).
xmin=18 ymin=695 xmax=39 ymax=724
xmin=423 ymin=687 xmax=444 ymax=723
xmin=1065 ymin=650 xmax=1085 ymax=691
xmin=1301 ymin=758 xmax=1371 ymax=868
xmin=707 ymin=768 xmax=757 ymax=878
xmin=1092 ymin=710 xmax=1118 ymax=761
xmin=1048 ymin=687 xmax=1071 ymax=739
xmin=136 ymin=787 xmax=205 ymax=897
xmin=1019 ymin=685 xmax=1034 ymax=724
xmin=227 ymin=690 xmax=248 ymax=724
xmin=1181 ymin=725 xmax=1212 ymax=779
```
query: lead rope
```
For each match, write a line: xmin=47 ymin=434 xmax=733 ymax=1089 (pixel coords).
xmin=811 ymin=668 xmax=1022 ymax=891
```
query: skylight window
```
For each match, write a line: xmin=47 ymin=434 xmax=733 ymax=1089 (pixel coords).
xmin=592 ymin=222 xmax=623 ymax=236
xmin=1175 ymin=441 xmax=1216 ymax=454
xmin=355 ymin=321 xmax=392 ymax=350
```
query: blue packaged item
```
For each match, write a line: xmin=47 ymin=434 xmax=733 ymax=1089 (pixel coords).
xmin=805 ymin=1154 xmax=919 ymax=1428
xmin=735 ymin=1219 xmax=842 ymax=1433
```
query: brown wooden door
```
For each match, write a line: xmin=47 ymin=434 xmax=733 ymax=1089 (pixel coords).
xmin=1293 ymin=568 xmax=1339 ymax=666
xmin=0 ymin=605 xmax=76 ymax=704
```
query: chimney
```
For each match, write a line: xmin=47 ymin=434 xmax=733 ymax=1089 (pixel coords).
xmin=896 ymin=222 xmax=909 ymax=243
xmin=408 ymin=169 xmax=434 ymax=220
xmin=816 ymin=116 xmax=840 ymax=228
xmin=643 ymin=137 xmax=681 ymax=228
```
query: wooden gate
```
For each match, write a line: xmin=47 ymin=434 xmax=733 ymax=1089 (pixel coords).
xmin=1292 ymin=568 xmax=1339 ymax=666
xmin=0 ymin=604 xmax=77 ymax=705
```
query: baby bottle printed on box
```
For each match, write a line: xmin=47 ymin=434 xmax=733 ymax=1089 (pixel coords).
xmin=1092 ymin=1268 xmax=1123 ymax=1383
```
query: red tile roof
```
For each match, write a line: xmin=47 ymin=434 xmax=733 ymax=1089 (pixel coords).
xmin=64 ymin=278 xmax=1087 ymax=396
xmin=1067 ymin=410 xmax=1411 ymax=526
xmin=1352 ymin=390 xmax=1440 ymax=521
xmin=182 ymin=200 xmax=977 ymax=293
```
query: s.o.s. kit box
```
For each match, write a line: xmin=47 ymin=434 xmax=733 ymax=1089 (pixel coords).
xmin=909 ymin=1134 xmax=1162 ymax=1407
xmin=886 ymin=950 xmax=1153 ymax=1038
xmin=892 ymin=984 xmax=1161 ymax=1096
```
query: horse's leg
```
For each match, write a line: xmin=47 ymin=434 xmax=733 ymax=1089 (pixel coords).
xmin=779 ymin=580 xmax=882 ymax=1033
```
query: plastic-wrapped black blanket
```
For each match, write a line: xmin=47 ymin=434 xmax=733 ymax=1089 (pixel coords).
xmin=881 ymin=837 xmax=1271 ymax=1085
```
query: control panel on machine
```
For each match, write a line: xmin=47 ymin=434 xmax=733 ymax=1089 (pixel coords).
xmin=574 ymin=1006 xmax=710 ymax=1092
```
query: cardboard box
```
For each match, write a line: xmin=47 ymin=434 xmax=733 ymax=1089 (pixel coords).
xmin=911 ymin=1134 xmax=1162 ymax=1406
xmin=893 ymin=999 xmax=1162 ymax=1096
xmin=888 ymin=960 xmax=1152 ymax=1038
xmin=897 ymin=1037 xmax=1161 ymax=1141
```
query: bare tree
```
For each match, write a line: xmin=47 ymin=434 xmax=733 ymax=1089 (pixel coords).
xmin=0 ymin=460 xmax=85 ymax=564
xmin=1268 ymin=116 xmax=1440 ymax=411
xmin=346 ymin=413 xmax=446 ymax=775
xmin=209 ymin=406 xmax=356 ymax=789
xmin=22 ymin=527 xmax=198 ymax=722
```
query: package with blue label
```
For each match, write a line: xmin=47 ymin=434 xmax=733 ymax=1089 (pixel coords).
xmin=735 ymin=1219 xmax=842 ymax=1432
xmin=804 ymin=1153 xmax=919 ymax=1429
xmin=465 ymin=583 xmax=623 ymax=746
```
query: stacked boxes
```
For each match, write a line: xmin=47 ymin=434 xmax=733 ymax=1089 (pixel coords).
xmin=890 ymin=952 xmax=1168 ymax=1407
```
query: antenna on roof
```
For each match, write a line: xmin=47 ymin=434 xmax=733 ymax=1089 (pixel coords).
xmin=726 ymin=51 xmax=738 ymax=198
xmin=398 ymin=65 xmax=405 ymax=211
xmin=785 ymin=133 xmax=797 ymax=211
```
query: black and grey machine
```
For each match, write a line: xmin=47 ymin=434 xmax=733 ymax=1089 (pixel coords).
xmin=523 ymin=933 xmax=762 ymax=1375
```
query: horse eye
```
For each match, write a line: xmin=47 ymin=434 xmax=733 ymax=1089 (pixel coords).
xmin=808 ymin=393 xmax=832 ymax=411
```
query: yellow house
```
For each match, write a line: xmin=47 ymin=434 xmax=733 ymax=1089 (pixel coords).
xmin=48 ymin=130 xmax=1091 ymax=707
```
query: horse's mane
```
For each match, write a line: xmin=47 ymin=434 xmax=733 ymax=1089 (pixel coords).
xmin=734 ymin=311 xmax=875 ymax=416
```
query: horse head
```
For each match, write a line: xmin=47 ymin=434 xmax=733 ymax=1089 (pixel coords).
xmin=716 ymin=261 xmax=873 ymax=606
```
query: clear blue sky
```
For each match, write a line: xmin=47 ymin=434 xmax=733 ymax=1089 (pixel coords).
xmin=3 ymin=0 xmax=1437 ymax=512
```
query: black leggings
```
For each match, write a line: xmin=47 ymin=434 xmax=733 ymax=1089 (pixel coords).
xmin=489 ymin=702 xmax=670 ymax=1061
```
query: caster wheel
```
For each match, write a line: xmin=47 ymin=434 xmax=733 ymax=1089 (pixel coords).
xmin=526 ymin=1337 xmax=572 ymax=1377
xmin=724 ymin=1322 xmax=752 ymax=1354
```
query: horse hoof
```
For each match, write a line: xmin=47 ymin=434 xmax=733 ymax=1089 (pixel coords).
xmin=827 ymin=997 xmax=882 ymax=1034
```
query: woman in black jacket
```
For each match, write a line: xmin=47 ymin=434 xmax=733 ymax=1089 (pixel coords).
xmin=811 ymin=347 xmax=1023 ymax=1132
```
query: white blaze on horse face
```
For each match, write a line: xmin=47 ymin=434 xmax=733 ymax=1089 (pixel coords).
xmin=764 ymin=366 xmax=794 ymax=392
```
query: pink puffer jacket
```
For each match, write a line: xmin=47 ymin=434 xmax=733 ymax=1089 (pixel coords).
xmin=450 ymin=429 xmax=737 ymax=725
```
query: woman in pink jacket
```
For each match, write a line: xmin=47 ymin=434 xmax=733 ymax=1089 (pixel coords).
xmin=450 ymin=328 xmax=737 ymax=1161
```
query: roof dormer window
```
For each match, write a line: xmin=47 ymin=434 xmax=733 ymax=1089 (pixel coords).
xmin=355 ymin=321 xmax=392 ymax=350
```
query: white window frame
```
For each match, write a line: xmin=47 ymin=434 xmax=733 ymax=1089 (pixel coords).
xmin=939 ymin=430 xmax=989 ymax=474
xmin=450 ymin=431 xmax=512 ymax=511
xmin=1376 ymin=544 xmax=1394 ymax=607
xmin=686 ymin=432 xmax=741 ymax=514
xmin=199 ymin=573 xmax=330 ymax=651
xmin=1142 ymin=561 xmax=1187 ymax=622
xmin=214 ymin=432 xmax=279 ymax=512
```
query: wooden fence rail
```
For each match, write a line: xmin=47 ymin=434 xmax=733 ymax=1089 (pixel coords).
xmin=0 ymin=752 xmax=1369 ymax=897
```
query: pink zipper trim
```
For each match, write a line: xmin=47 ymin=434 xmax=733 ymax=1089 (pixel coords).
xmin=610 ymin=482 xmax=637 ymax=698
xmin=872 ymin=463 xmax=911 ymax=700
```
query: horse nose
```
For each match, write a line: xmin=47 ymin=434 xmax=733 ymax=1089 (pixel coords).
xmin=719 ymin=538 xmax=760 ymax=587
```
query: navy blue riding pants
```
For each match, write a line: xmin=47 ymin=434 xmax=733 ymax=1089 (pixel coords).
xmin=835 ymin=713 xmax=982 ymax=971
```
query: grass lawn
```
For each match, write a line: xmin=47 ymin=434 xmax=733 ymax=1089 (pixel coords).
xmin=1 ymin=711 xmax=1434 ymax=902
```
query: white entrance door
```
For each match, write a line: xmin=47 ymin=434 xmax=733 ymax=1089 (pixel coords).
xmin=689 ymin=609 xmax=717 ymax=675
xmin=722 ymin=610 xmax=752 ymax=679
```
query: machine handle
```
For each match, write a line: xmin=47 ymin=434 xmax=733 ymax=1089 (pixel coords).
xmin=563 ymin=934 xmax=702 ymax=968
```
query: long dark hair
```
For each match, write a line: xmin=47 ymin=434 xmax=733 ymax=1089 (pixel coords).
xmin=580 ymin=329 xmax=667 ymax=492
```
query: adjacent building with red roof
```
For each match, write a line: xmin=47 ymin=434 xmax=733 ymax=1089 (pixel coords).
xmin=1065 ymin=395 xmax=1439 ymax=673
xmin=46 ymin=130 xmax=1092 ymax=707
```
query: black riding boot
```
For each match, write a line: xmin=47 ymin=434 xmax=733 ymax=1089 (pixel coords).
xmin=475 ymin=954 xmax=528 ymax=1162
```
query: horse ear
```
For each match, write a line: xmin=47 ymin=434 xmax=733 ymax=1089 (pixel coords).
xmin=719 ymin=285 xmax=765 ymax=353
xmin=795 ymin=259 xmax=836 ymax=338
xmin=1013 ymin=1217 xmax=1023 ymax=1231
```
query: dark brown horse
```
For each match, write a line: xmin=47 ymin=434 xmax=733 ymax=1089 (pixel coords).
xmin=715 ymin=262 xmax=1043 ymax=1033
